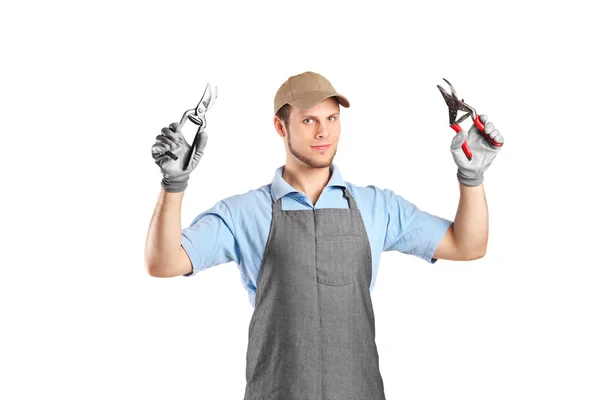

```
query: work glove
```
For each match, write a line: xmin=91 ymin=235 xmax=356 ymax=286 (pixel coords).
xmin=151 ymin=122 xmax=208 ymax=192
xmin=451 ymin=114 xmax=504 ymax=186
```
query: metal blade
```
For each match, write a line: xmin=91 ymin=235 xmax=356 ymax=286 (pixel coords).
xmin=448 ymin=107 xmax=458 ymax=125
xmin=437 ymin=84 xmax=452 ymax=103
xmin=442 ymin=78 xmax=459 ymax=100
xmin=206 ymin=85 xmax=218 ymax=111
xmin=438 ymin=83 xmax=459 ymax=124
xmin=195 ymin=83 xmax=212 ymax=114
xmin=455 ymin=112 xmax=471 ymax=125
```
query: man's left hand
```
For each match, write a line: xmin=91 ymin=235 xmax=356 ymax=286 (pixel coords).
xmin=451 ymin=115 xmax=504 ymax=186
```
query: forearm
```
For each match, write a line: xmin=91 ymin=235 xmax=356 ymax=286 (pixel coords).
xmin=144 ymin=188 xmax=185 ymax=273
xmin=453 ymin=182 xmax=488 ymax=258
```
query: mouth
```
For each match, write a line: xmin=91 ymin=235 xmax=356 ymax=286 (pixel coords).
xmin=311 ymin=144 xmax=332 ymax=152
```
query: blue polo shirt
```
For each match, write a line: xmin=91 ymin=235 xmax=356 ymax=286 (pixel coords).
xmin=181 ymin=163 xmax=453 ymax=308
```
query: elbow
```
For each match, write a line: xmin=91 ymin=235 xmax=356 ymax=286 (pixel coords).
xmin=467 ymin=246 xmax=486 ymax=261
xmin=146 ymin=264 xmax=159 ymax=277
xmin=144 ymin=260 xmax=161 ymax=277
xmin=478 ymin=245 xmax=487 ymax=259
xmin=144 ymin=256 xmax=168 ymax=277
xmin=145 ymin=263 xmax=172 ymax=277
xmin=144 ymin=247 xmax=191 ymax=277
xmin=144 ymin=253 xmax=157 ymax=276
xmin=145 ymin=258 xmax=184 ymax=277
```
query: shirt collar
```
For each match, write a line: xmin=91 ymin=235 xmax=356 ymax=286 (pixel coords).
xmin=270 ymin=163 xmax=347 ymax=202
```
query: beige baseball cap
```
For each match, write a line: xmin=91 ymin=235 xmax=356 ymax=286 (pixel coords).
xmin=274 ymin=71 xmax=350 ymax=114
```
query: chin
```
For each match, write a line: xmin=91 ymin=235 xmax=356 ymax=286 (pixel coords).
xmin=288 ymin=141 xmax=337 ymax=169
xmin=307 ymin=154 xmax=336 ymax=169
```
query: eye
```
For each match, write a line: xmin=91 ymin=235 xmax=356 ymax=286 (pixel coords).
xmin=303 ymin=118 xmax=314 ymax=124
xmin=328 ymin=116 xmax=337 ymax=121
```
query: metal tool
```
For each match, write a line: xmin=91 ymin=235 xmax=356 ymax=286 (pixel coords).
xmin=437 ymin=78 xmax=503 ymax=160
xmin=164 ymin=82 xmax=218 ymax=164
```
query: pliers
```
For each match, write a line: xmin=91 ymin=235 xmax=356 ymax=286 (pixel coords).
xmin=164 ymin=82 xmax=218 ymax=162
xmin=437 ymin=78 xmax=503 ymax=160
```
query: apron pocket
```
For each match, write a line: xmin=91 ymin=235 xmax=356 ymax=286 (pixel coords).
xmin=316 ymin=234 xmax=361 ymax=286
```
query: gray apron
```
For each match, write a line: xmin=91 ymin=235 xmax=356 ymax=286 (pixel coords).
xmin=244 ymin=187 xmax=386 ymax=400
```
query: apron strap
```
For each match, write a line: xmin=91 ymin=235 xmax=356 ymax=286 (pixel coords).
xmin=273 ymin=196 xmax=283 ymax=212
xmin=343 ymin=187 xmax=358 ymax=210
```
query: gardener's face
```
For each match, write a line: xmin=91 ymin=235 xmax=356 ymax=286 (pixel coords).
xmin=279 ymin=97 xmax=341 ymax=169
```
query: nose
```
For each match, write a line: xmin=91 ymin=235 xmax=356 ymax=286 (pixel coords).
xmin=316 ymin=123 xmax=330 ymax=139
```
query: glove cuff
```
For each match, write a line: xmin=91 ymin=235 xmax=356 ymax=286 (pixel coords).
xmin=161 ymin=176 xmax=189 ymax=193
xmin=457 ymin=169 xmax=484 ymax=187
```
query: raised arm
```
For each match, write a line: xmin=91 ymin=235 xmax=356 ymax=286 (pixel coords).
xmin=146 ymin=120 xmax=209 ymax=277
xmin=433 ymin=114 xmax=504 ymax=261
xmin=144 ymin=189 xmax=193 ymax=277
xmin=433 ymin=183 xmax=488 ymax=261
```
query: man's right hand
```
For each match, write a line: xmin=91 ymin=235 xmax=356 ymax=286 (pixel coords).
xmin=151 ymin=122 xmax=208 ymax=193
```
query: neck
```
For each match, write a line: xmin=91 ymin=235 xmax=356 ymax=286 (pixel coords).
xmin=282 ymin=162 xmax=332 ymax=203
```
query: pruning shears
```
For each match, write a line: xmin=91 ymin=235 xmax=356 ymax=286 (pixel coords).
xmin=164 ymin=82 xmax=218 ymax=162
xmin=437 ymin=78 xmax=503 ymax=160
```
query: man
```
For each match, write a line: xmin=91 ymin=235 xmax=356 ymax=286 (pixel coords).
xmin=145 ymin=71 xmax=503 ymax=399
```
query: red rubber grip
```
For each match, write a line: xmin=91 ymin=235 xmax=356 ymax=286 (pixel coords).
xmin=475 ymin=114 xmax=503 ymax=147
xmin=451 ymin=124 xmax=472 ymax=160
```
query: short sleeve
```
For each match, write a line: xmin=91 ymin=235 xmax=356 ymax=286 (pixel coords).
xmin=382 ymin=189 xmax=453 ymax=264
xmin=181 ymin=200 xmax=240 ymax=277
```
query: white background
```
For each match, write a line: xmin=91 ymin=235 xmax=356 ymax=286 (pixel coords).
xmin=1 ymin=0 xmax=599 ymax=399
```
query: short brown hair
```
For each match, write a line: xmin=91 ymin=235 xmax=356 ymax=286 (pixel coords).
xmin=275 ymin=104 xmax=292 ymax=131
xmin=275 ymin=97 xmax=340 ymax=131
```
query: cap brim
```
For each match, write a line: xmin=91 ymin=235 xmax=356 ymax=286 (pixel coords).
xmin=288 ymin=90 xmax=350 ymax=110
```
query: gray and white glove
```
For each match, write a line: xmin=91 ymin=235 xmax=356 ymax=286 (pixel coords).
xmin=451 ymin=115 xmax=504 ymax=186
xmin=151 ymin=122 xmax=208 ymax=192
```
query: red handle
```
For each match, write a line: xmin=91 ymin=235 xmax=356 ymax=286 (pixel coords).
xmin=475 ymin=114 xmax=503 ymax=147
xmin=450 ymin=123 xmax=473 ymax=160
xmin=450 ymin=114 xmax=503 ymax=161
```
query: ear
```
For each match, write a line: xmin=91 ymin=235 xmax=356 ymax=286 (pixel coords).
xmin=273 ymin=116 xmax=286 ymax=138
